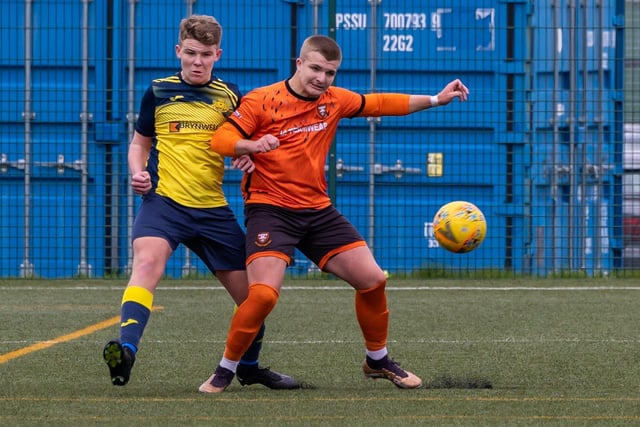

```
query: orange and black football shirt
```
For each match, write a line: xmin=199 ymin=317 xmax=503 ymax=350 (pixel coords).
xmin=212 ymin=79 xmax=410 ymax=209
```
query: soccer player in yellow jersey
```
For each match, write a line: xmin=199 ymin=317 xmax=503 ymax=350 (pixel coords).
xmin=103 ymin=14 xmax=302 ymax=390
xmin=199 ymin=34 xmax=469 ymax=392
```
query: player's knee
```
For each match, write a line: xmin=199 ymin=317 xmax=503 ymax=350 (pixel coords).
xmin=363 ymin=270 xmax=387 ymax=290
xmin=373 ymin=269 xmax=388 ymax=285
xmin=132 ymin=254 xmax=165 ymax=279
xmin=369 ymin=277 xmax=388 ymax=292
xmin=248 ymin=283 xmax=280 ymax=312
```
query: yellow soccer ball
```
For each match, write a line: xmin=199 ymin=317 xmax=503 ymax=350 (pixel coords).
xmin=433 ymin=201 xmax=486 ymax=253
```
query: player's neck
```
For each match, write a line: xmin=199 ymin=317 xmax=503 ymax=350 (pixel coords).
xmin=286 ymin=76 xmax=320 ymax=100
xmin=287 ymin=76 xmax=304 ymax=96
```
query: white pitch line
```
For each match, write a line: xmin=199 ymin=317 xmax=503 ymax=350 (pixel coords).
xmin=2 ymin=286 xmax=640 ymax=291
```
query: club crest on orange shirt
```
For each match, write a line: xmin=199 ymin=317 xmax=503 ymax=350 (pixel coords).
xmin=317 ymin=104 xmax=328 ymax=119
xmin=255 ymin=232 xmax=271 ymax=247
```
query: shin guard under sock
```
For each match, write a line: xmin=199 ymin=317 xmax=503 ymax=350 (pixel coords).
xmin=119 ymin=285 xmax=154 ymax=351
xmin=224 ymin=284 xmax=279 ymax=361
xmin=355 ymin=280 xmax=389 ymax=351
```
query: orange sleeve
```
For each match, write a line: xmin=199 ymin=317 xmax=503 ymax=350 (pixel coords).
xmin=361 ymin=93 xmax=410 ymax=116
xmin=210 ymin=123 xmax=240 ymax=157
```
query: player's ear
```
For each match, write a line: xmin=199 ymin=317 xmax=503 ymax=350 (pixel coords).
xmin=175 ymin=44 xmax=181 ymax=58
xmin=215 ymin=48 xmax=223 ymax=61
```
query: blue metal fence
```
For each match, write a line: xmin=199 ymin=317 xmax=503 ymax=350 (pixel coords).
xmin=0 ymin=0 xmax=625 ymax=278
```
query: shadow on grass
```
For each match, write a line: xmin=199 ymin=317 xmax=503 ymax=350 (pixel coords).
xmin=425 ymin=374 xmax=493 ymax=389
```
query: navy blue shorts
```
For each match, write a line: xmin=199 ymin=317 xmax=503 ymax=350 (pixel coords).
xmin=132 ymin=193 xmax=246 ymax=272
xmin=244 ymin=203 xmax=365 ymax=269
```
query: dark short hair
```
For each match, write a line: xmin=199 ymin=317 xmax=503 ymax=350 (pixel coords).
xmin=179 ymin=14 xmax=222 ymax=46
xmin=300 ymin=35 xmax=342 ymax=62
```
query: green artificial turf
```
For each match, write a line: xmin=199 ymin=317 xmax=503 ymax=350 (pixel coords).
xmin=1 ymin=278 xmax=639 ymax=426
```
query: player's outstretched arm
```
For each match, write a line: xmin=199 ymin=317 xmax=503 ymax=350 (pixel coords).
xmin=407 ymin=79 xmax=469 ymax=113
xmin=434 ymin=78 xmax=469 ymax=106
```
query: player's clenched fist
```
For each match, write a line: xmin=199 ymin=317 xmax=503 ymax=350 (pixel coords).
xmin=233 ymin=134 xmax=280 ymax=155
xmin=131 ymin=171 xmax=152 ymax=195
xmin=253 ymin=135 xmax=280 ymax=153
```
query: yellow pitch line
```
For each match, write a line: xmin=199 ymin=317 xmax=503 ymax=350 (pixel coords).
xmin=0 ymin=306 xmax=163 ymax=364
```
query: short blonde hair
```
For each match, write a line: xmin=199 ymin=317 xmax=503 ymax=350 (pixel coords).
xmin=300 ymin=35 xmax=342 ymax=62
xmin=179 ymin=14 xmax=222 ymax=46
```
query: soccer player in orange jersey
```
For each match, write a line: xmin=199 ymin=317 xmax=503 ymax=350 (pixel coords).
xmin=199 ymin=34 xmax=469 ymax=393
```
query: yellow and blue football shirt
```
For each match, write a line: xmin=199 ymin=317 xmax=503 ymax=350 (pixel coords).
xmin=135 ymin=73 xmax=241 ymax=208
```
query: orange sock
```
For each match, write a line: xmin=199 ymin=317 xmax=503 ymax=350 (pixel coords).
xmin=223 ymin=283 xmax=279 ymax=361
xmin=355 ymin=280 xmax=389 ymax=351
